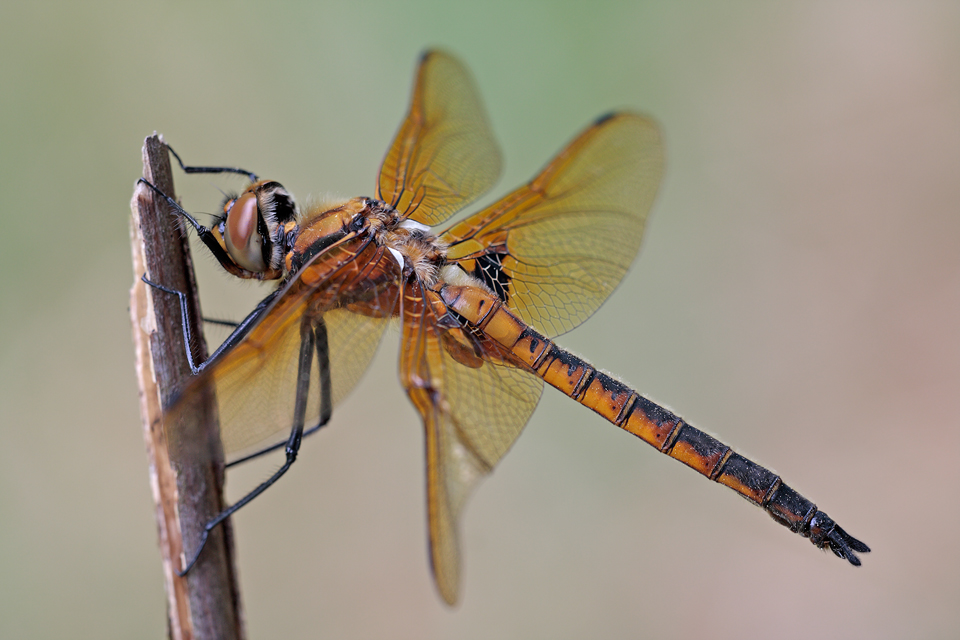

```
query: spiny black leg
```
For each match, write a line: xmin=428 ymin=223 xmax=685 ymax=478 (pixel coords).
xmin=315 ymin=317 xmax=333 ymax=428
xmin=137 ymin=178 xmax=239 ymax=272
xmin=178 ymin=319 xmax=315 ymax=576
xmin=137 ymin=177 xmax=210 ymax=233
xmin=141 ymin=275 xmax=203 ymax=375
xmin=225 ymin=317 xmax=334 ymax=469
xmin=143 ymin=274 xmax=279 ymax=377
xmin=202 ymin=293 xmax=278 ymax=363
xmin=203 ymin=317 xmax=240 ymax=329
xmin=166 ymin=144 xmax=259 ymax=182
xmin=225 ymin=422 xmax=328 ymax=469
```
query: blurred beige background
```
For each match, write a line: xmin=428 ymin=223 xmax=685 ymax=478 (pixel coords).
xmin=1 ymin=2 xmax=958 ymax=638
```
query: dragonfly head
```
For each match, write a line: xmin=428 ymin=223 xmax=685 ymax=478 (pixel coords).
xmin=218 ymin=180 xmax=297 ymax=279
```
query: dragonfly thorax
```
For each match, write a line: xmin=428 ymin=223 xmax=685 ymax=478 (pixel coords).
xmin=376 ymin=207 xmax=448 ymax=288
xmin=287 ymin=196 xmax=448 ymax=288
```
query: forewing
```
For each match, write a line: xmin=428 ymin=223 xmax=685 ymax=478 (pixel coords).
xmin=378 ymin=50 xmax=501 ymax=226
xmin=442 ymin=113 xmax=664 ymax=337
xmin=399 ymin=282 xmax=542 ymax=604
xmin=166 ymin=241 xmax=400 ymax=458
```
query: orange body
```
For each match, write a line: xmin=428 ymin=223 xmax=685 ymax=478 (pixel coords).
xmin=162 ymin=50 xmax=867 ymax=606
xmin=440 ymin=283 xmax=820 ymax=532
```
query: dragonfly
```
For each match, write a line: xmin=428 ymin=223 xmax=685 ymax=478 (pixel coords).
xmin=144 ymin=50 xmax=869 ymax=605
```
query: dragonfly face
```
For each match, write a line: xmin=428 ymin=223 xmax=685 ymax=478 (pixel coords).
xmin=157 ymin=50 xmax=867 ymax=606
xmin=205 ymin=180 xmax=299 ymax=280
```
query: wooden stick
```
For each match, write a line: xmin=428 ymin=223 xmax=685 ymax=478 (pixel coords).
xmin=129 ymin=134 xmax=245 ymax=640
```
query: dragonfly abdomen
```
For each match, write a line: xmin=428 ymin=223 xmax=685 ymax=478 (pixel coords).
xmin=440 ymin=283 xmax=869 ymax=565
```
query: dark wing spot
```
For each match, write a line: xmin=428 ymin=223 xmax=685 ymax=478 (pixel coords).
xmin=473 ymin=251 xmax=511 ymax=303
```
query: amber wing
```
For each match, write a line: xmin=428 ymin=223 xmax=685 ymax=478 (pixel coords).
xmin=165 ymin=239 xmax=401 ymax=458
xmin=399 ymin=280 xmax=542 ymax=604
xmin=442 ymin=112 xmax=664 ymax=337
xmin=378 ymin=50 xmax=502 ymax=225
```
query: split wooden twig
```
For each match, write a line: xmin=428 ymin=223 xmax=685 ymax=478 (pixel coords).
xmin=129 ymin=134 xmax=245 ymax=640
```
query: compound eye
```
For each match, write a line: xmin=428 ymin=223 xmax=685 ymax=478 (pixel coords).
xmin=224 ymin=191 xmax=267 ymax=273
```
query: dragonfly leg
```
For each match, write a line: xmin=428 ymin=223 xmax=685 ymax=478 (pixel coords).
xmin=315 ymin=315 xmax=334 ymax=427
xmin=178 ymin=318 xmax=316 ymax=576
xmin=143 ymin=274 xmax=279 ymax=376
xmin=203 ymin=317 xmax=240 ymax=329
xmin=225 ymin=421 xmax=327 ymax=469
xmin=225 ymin=318 xmax=334 ymax=468
xmin=136 ymin=177 xmax=242 ymax=274
xmin=141 ymin=276 xmax=204 ymax=375
xmin=165 ymin=144 xmax=259 ymax=182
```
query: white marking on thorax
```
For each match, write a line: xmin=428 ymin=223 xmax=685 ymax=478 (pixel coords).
xmin=399 ymin=219 xmax=432 ymax=233
xmin=387 ymin=247 xmax=405 ymax=269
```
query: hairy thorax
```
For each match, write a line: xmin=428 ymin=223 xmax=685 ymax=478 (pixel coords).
xmin=291 ymin=196 xmax=481 ymax=293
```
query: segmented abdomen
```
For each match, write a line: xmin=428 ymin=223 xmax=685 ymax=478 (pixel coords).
xmin=439 ymin=283 xmax=869 ymax=564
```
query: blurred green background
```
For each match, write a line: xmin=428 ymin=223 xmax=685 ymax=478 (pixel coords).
xmin=1 ymin=1 xmax=958 ymax=638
